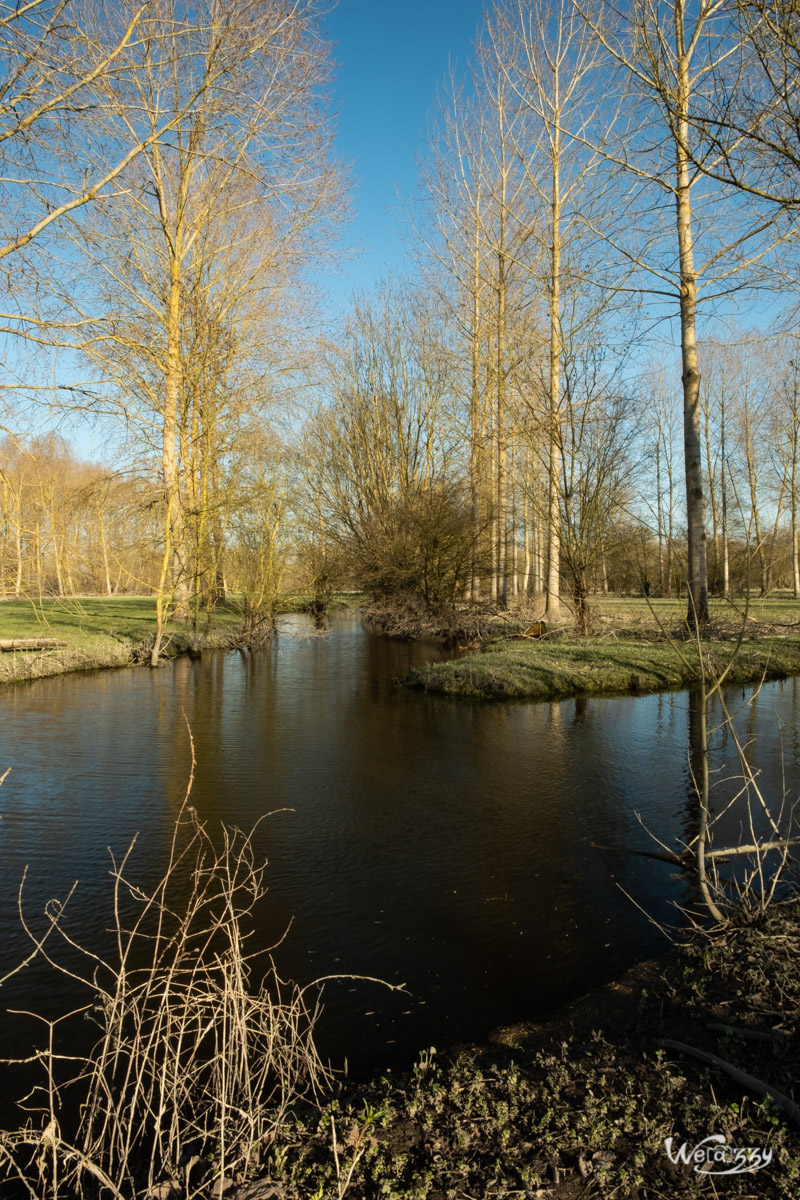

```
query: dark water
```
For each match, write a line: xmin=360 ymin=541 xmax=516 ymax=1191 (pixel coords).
xmin=0 ymin=613 xmax=798 ymax=1086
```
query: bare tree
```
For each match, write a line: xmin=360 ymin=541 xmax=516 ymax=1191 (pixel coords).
xmin=0 ymin=0 xmax=240 ymax=354
xmin=653 ymin=375 xmax=680 ymax=597
xmin=684 ymin=1 xmax=800 ymax=209
xmin=777 ymin=353 xmax=800 ymax=597
xmin=557 ymin=355 xmax=637 ymax=633
xmin=414 ymin=74 xmax=492 ymax=603
xmin=491 ymin=0 xmax=616 ymax=622
xmin=305 ymin=282 xmax=471 ymax=623
xmin=575 ymin=0 xmax=788 ymax=625
xmin=702 ymin=334 xmax=790 ymax=597
xmin=415 ymin=49 xmax=538 ymax=609
xmin=69 ymin=0 xmax=345 ymax=660
xmin=0 ymin=432 xmax=157 ymax=596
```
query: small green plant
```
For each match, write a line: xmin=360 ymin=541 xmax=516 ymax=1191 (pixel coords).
xmin=329 ymin=1099 xmax=389 ymax=1200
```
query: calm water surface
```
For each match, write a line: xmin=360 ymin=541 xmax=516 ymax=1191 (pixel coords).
xmin=1 ymin=613 xmax=799 ymax=1079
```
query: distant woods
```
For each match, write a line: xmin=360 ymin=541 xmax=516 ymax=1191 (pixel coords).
xmin=1 ymin=1 xmax=800 ymax=637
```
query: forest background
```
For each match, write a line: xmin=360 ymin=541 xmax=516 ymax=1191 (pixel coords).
xmin=3 ymin=0 xmax=800 ymax=655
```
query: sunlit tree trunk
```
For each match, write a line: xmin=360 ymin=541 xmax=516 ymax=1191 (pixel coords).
xmin=98 ymin=509 xmax=113 ymax=596
xmin=703 ymin=387 xmax=721 ymax=592
xmin=790 ymin=375 xmax=800 ymax=598
xmin=574 ymin=0 xmax=777 ymax=627
xmin=721 ymin=421 xmax=730 ymax=597
xmin=162 ymin=255 xmax=190 ymax=629
xmin=469 ymin=206 xmax=485 ymax=602
xmin=741 ymin=406 xmax=767 ymax=595
xmin=523 ymin=499 xmax=532 ymax=595
xmin=495 ymin=0 xmax=608 ymax=624
xmin=546 ymin=128 xmax=563 ymax=621
xmin=495 ymin=204 xmax=509 ymax=608
xmin=674 ymin=10 xmax=708 ymax=624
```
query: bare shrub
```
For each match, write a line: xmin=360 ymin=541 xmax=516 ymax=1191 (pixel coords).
xmin=346 ymin=483 xmax=475 ymax=618
xmin=632 ymin=588 xmax=800 ymax=926
xmin=0 ymin=765 xmax=330 ymax=1198
xmin=685 ymin=680 xmax=800 ymax=926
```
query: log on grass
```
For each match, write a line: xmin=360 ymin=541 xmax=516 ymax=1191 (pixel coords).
xmin=0 ymin=638 xmax=68 ymax=651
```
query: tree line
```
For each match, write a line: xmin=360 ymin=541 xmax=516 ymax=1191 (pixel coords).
xmin=1 ymin=1 xmax=800 ymax=641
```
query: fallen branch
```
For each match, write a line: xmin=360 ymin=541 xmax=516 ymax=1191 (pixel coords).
xmin=589 ymin=840 xmax=682 ymax=866
xmin=0 ymin=639 xmax=67 ymax=651
xmin=661 ymin=1038 xmax=800 ymax=1126
xmin=705 ymin=838 xmax=800 ymax=859
xmin=589 ymin=837 xmax=800 ymax=867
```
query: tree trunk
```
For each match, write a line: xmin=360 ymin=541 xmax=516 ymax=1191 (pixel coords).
xmin=675 ymin=12 xmax=709 ymax=626
xmin=523 ymin=498 xmax=532 ymax=596
xmin=14 ymin=516 xmax=23 ymax=596
xmin=51 ymin=501 xmax=65 ymax=596
xmin=703 ymin=392 xmax=721 ymax=593
xmin=656 ymin=436 xmax=665 ymax=594
xmin=495 ymin=141 xmax=509 ymax=610
xmin=720 ymin=388 xmax=730 ymax=598
xmin=98 ymin=509 xmax=112 ymax=596
xmin=163 ymin=256 xmax=190 ymax=624
xmin=470 ymin=224 xmax=483 ymax=603
xmin=792 ymin=426 xmax=799 ymax=598
xmin=743 ymin=420 xmax=767 ymax=596
xmin=545 ymin=115 xmax=562 ymax=621
xmin=573 ymin=570 xmax=591 ymax=636
xmin=0 ymin=638 xmax=67 ymax=650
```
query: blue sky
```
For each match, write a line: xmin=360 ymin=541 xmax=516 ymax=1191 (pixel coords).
xmin=320 ymin=0 xmax=487 ymax=303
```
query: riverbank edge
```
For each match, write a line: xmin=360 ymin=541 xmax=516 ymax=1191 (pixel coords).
xmin=0 ymin=594 xmax=362 ymax=686
xmin=257 ymin=899 xmax=800 ymax=1199
xmin=0 ymin=623 xmax=253 ymax=686
xmin=403 ymin=635 xmax=800 ymax=702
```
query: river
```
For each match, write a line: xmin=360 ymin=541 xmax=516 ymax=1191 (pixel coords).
xmin=0 ymin=612 xmax=798 ymax=1089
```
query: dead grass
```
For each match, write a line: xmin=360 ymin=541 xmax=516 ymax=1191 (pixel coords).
xmin=0 ymin=761 xmax=331 ymax=1199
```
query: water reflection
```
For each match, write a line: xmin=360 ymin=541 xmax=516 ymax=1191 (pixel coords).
xmin=682 ymin=683 xmax=800 ymax=900
xmin=0 ymin=615 xmax=797 ymax=1080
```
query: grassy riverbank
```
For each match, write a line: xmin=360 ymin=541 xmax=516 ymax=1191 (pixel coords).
xmin=261 ymin=900 xmax=800 ymax=1199
xmin=407 ymin=596 xmax=800 ymax=701
xmin=0 ymin=596 xmax=243 ymax=684
xmin=0 ymin=594 xmax=361 ymax=685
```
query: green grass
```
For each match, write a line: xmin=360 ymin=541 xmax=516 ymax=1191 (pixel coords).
xmin=0 ymin=592 xmax=367 ymax=685
xmin=586 ymin=593 xmax=800 ymax=631
xmin=0 ymin=596 xmax=245 ymax=685
xmin=406 ymin=594 xmax=800 ymax=700
xmin=1 ymin=596 xmax=170 ymax=646
xmin=407 ymin=637 xmax=800 ymax=700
